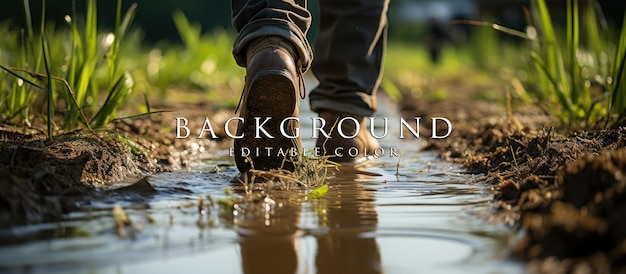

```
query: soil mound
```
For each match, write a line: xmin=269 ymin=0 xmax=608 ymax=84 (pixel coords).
xmin=0 ymin=130 xmax=148 ymax=226
xmin=515 ymin=148 xmax=626 ymax=271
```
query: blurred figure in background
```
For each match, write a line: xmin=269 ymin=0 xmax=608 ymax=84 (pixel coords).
xmin=425 ymin=17 xmax=447 ymax=64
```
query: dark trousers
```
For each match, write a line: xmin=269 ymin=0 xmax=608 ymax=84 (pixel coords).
xmin=231 ymin=0 xmax=390 ymax=116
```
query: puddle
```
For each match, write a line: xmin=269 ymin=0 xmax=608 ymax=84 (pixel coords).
xmin=0 ymin=97 xmax=524 ymax=273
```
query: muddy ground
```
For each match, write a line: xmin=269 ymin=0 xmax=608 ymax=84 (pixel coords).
xmin=0 ymin=101 xmax=231 ymax=227
xmin=400 ymin=74 xmax=626 ymax=273
xmin=1 ymin=76 xmax=626 ymax=272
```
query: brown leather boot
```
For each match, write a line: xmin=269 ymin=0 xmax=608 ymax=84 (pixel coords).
xmin=315 ymin=110 xmax=380 ymax=163
xmin=234 ymin=36 xmax=302 ymax=173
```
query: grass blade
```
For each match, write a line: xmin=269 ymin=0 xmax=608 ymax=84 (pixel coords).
xmin=109 ymin=1 xmax=137 ymax=81
xmin=42 ymin=36 xmax=53 ymax=138
xmin=534 ymin=0 xmax=569 ymax=100
xmin=21 ymin=0 xmax=34 ymax=40
xmin=0 ymin=66 xmax=46 ymax=90
xmin=609 ymin=4 xmax=626 ymax=125
xmin=91 ymin=72 xmax=133 ymax=127
xmin=143 ymin=92 xmax=151 ymax=114
xmin=110 ymin=110 xmax=172 ymax=122
xmin=450 ymin=20 xmax=531 ymax=41
xmin=91 ymin=75 xmax=125 ymax=127
xmin=566 ymin=0 xmax=581 ymax=103
xmin=308 ymin=184 xmax=329 ymax=199
xmin=584 ymin=1 xmax=604 ymax=75
xmin=172 ymin=10 xmax=200 ymax=49
xmin=530 ymin=51 xmax=575 ymax=120
xmin=35 ymin=0 xmax=46 ymax=72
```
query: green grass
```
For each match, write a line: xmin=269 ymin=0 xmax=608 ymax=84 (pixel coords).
xmin=153 ymin=11 xmax=243 ymax=102
xmin=457 ymin=0 xmax=626 ymax=128
xmin=104 ymin=11 xmax=244 ymax=106
xmin=0 ymin=1 xmax=245 ymax=136
xmin=62 ymin=0 xmax=138 ymax=129
xmin=0 ymin=0 xmax=139 ymax=136
xmin=509 ymin=0 xmax=624 ymax=128
xmin=0 ymin=0 xmax=42 ymax=125
xmin=0 ymin=2 xmax=138 ymax=134
xmin=608 ymin=3 xmax=626 ymax=126
xmin=527 ymin=0 xmax=626 ymax=128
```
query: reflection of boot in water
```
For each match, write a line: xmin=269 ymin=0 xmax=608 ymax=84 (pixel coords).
xmin=238 ymin=194 xmax=301 ymax=274
xmin=239 ymin=234 xmax=298 ymax=274
xmin=315 ymin=178 xmax=382 ymax=274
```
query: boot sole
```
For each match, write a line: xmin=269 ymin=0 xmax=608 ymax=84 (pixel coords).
xmin=234 ymin=70 xmax=299 ymax=172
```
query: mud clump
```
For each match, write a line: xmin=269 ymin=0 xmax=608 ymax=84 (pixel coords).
xmin=402 ymin=82 xmax=626 ymax=271
xmin=0 ymin=106 xmax=228 ymax=228
xmin=0 ymin=101 xmax=233 ymax=228
xmin=0 ymin=131 xmax=149 ymax=226
xmin=425 ymin=122 xmax=626 ymax=272
xmin=515 ymin=149 xmax=626 ymax=272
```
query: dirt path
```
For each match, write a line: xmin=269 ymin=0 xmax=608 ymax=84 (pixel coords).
xmin=1 ymin=72 xmax=625 ymax=271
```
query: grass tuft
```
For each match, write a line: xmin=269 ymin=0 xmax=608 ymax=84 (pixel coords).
xmin=463 ymin=0 xmax=626 ymax=128
xmin=0 ymin=0 xmax=139 ymax=134
xmin=246 ymin=151 xmax=339 ymax=190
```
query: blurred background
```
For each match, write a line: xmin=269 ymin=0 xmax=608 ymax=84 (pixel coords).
xmin=0 ymin=0 xmax=623 ymax=42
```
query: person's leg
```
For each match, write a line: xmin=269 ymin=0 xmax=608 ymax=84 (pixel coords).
xmin=230 ymin=0 xmax=314 ymax=172
xmin=231 ymin=0 xmax=313 ymax=71
xmin=311 ymin=0 xmax=390 ymax=161
xmin=310 ymin=0 xmax=389 ymax=117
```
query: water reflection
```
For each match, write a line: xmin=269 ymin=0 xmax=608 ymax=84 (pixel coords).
xmin=237 ymin=190 xmax=301 ymax=274
xmin=238 ymin=167 xmax=381 ymax=274
xmin=0 ymin=152 xmax=524 ymax=273
xmin=315 ymin=168 xmax=381 ymax=274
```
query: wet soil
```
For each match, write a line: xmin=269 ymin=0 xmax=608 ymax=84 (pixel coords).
xmin=1 ymin=73 xmax=625 ymax=272
xmin=399 ymin=74 xmax=626 ymax=272
xmin=0 ymin=100 xmax=231 ymax=228
xmin=0 ymin=129 xmax=144 ymax=226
